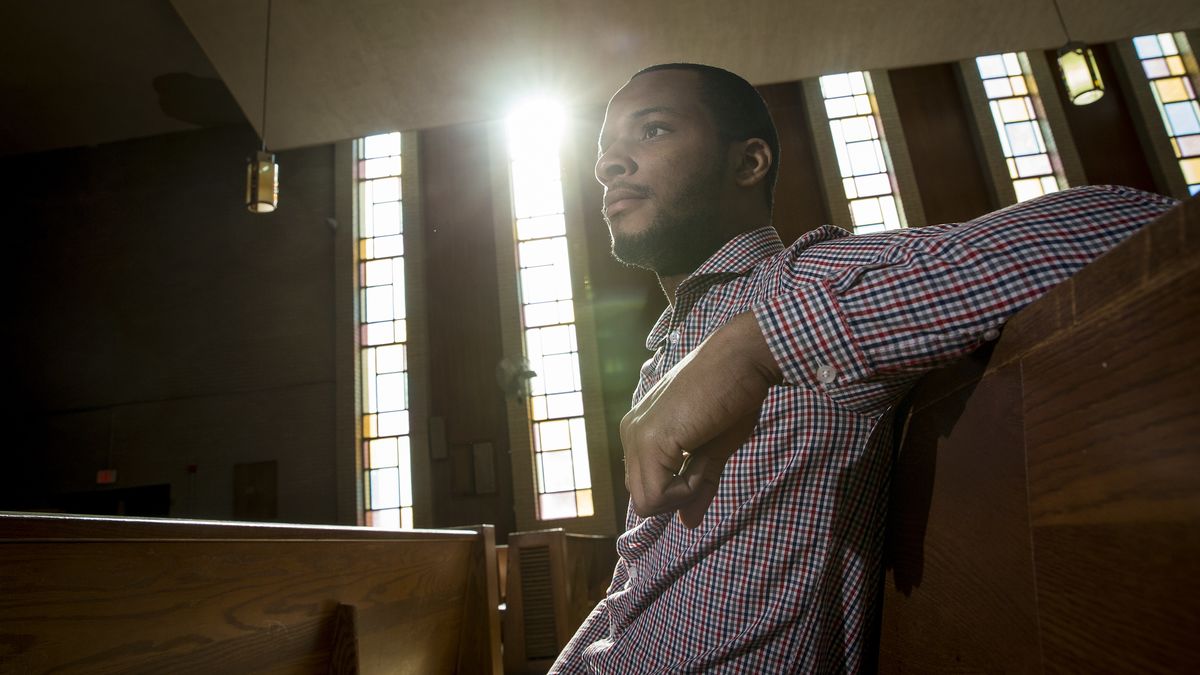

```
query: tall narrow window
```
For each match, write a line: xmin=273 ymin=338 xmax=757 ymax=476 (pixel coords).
xmin=818 ymin=71 xmax=904 ymax=233
xmin=358 ymin=132 xmax=413 ymax=529
xmin=504 ymin=100 xmax=594 ymax=521
xmin=1132 ymin=33 xmax=1200 ymax=195
xmin=975 ymin=53 xmax=1065 ymax=202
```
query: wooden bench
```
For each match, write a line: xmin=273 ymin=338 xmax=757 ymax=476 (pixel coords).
xmin=0 ymin=513 xmax=502 ymax=674
xmin=877 ymin=194 xmax=1200 ymax=672
xmin=501 ymin=528 xmax=618 ymax=674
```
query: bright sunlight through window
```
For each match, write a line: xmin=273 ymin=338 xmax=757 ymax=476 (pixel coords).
xmin=505 ymin=99 xmax=595 ymax=521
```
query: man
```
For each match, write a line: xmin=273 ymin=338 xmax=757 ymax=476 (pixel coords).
xmin=551 ymin=63 xmax=1175 ymax=673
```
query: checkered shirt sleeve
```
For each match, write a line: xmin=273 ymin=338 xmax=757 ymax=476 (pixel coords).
xmin=756 ymin=185 xmax=1179 ymax=416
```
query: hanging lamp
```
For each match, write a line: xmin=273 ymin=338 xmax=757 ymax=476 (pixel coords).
xmin=246 ymin=0 xmax=278 ymax=213
xmin=1050 ymin=0 xmax=1105 ymax=105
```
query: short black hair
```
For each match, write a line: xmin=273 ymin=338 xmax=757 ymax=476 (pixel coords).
xmin=634 ymin=63 xmax=780 ymax=211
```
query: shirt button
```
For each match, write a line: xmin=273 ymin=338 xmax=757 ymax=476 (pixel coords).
xmin=668 ymin=330 xmax=681 ymax=345
xmin=816 ymin=364 xmax=838 ymax=384
xmin=627 ymin=564 xmax=638 ymax=581
xmin=983 ymin=328 xmax=1001 ymax=341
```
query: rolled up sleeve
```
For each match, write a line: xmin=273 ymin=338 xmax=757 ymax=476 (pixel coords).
xmin=755 ymin=185 xmax=1177 ymax=416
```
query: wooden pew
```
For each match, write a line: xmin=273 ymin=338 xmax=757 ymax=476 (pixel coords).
xmin=0 ymin=513 xmax=502 ymax=674
xmin=501 ymin=529 xmax=618 ymax=674
xmin=877 ymin=194 xmax=1200 ymax=672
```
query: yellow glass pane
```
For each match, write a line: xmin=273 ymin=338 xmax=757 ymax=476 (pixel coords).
xmin=1013 ymin=177 xmax=1045 ymax=202
xmin=998 ymin=98 xmax=1031 ymax=122
xmin=576 ymin=489 xmax=595 ymax=517
xmin=1166 ymin=55 xmax=1186 ymax=76
xmin=363 ymin=414 xmax=377 ymax=438
xmin=1181 ymin=157 xmax=1200 ymax=185
xmin=1010 ymin=75 xmax=1028 ymax=96
xmin=1156 ymin=77 xmax=1191 ymax=104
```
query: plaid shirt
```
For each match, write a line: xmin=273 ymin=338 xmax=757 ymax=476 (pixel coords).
xmin=552 ymin=186 xmax=1176 ymax=673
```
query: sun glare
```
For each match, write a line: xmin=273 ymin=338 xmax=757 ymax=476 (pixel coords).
xmin=505 ymin=97 xmax=567 ymax=160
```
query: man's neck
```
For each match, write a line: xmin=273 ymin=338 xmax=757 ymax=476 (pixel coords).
xmin=658 ymin=273 xmax=687 ymax=305
xmin=654 ymin=208 xmax=772 ymax=306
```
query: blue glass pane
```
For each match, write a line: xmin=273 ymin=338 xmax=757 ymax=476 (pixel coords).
xmin=1165 ymin=102 xmax=1200 ymax=136
xmin=1133 ymin=35 xmax=1163 ymax=59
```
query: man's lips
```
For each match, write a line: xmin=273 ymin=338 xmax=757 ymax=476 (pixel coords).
xmin=604 ymin=196 xmax=644 ymax=217
xmin=603 ymin=187 xmax=649 ymax=219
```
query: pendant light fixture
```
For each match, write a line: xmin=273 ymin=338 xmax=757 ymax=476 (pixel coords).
xmin=1050 ymin=0 xmax=1104 ymax=105
xmin=246 ymin=0 xmax=278 ymax=213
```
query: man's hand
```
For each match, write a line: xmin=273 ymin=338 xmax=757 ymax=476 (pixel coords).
xmin=620 ymin=312 xmax=783 ymax=528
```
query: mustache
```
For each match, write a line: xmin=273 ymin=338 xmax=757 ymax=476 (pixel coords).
xmin=606 ymin=182 xmax=653 ymax=200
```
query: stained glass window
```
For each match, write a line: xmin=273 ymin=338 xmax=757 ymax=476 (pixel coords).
xmin=505 ymin=100 xmax=594 ymax=521
xmin=358 ymin=132 xmax=413 ymax=529
xmin=975 ymin=53 xmax=1065 ymax=202
xmin=818 ymin=71 xmax=904 ymax=233
xmin=1132 ymin=33 xmax=1200 ymax=195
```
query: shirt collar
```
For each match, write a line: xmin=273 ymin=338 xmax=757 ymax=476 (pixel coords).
xmin=689 ymin=226 xmax=786 ymax=278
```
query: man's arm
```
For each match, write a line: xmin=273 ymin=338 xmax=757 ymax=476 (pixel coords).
xmin=623 ymin=185 xmax=1178 ymax=524
xmin=621 ymin=312 xmax=779 ymax=527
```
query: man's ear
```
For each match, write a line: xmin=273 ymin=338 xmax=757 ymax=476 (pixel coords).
xmin=733 ymin=138 xmax=772 ymax=189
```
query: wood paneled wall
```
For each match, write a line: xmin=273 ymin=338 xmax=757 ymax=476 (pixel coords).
xmin=890 ymin=63 xmax=996 ymax=224
xmin=419 ymin=121 xmax=518 ymax=540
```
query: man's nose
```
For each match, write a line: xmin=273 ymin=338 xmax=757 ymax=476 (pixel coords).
xmin=595 ymin=147 xmax=635 ymax=185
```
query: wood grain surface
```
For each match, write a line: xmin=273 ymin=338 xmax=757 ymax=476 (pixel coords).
xmin=0 ymin=514 xmax=501 ymax=674
xmin=878 ymin=195 xmax=1200 ymax=673
xmin=881 ymin=364 xmax=1040 ymax=673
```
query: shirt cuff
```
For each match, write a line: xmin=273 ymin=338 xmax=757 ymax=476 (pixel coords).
xmin=752 ymin=279 xmax=873 ymax=394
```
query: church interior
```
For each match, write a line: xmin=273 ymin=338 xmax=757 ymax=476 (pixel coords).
xmin=2 ymin=1 xmax=1198 ymax=672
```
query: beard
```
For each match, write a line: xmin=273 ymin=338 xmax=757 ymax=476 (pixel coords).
xmin=606 ymin=157 xmax=730 ymax=277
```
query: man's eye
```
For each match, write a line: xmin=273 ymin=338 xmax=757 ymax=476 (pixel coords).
xmin=643 ymin=124 xmax=668 ymax=140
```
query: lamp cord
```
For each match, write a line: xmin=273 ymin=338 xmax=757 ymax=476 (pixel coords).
xmin=260 ymin=0 xmax=273 ymax=152
xmin=1050 ymin=0 xmax=1072 ymax=43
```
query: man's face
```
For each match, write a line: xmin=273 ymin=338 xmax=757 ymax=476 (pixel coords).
xmin=595 ymin=70 xmax=731 ymax=275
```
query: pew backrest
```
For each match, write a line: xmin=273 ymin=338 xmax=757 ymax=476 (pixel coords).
xmin=878 ymin=195 xmax=1200 ymax=672
xmin=502 ymin=528 xmax=617 ymax=674
xmin=0 ymin=513 xmax=502 ymax=674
